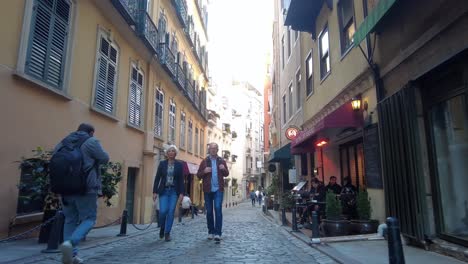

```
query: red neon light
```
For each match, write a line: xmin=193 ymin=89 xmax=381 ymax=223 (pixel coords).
xmin=316 ymin=140 xmax=328 ymax=147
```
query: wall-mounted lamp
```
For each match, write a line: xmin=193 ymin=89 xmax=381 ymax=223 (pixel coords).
xmin=351 ymin=97 xmax=361 ymax=111
xmin=313 ymin=168 xmax=319 ymax=175
xmin=316 ymin=139 xmax=329 ymax=147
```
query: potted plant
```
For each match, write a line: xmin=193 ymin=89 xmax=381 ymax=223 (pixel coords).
xmin=351 ymin=190 xmax=379 ymax=234
xmin=322 ymin=190 xmax=350 ymax=236
xmin=280 ymin=192 xmax=295 ymax=211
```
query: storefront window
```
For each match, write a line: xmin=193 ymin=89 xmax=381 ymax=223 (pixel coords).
xmin=431 ymin=94 xmax=468 ymax=241
xmin=340 ymin=139 xmax=365 ymax=190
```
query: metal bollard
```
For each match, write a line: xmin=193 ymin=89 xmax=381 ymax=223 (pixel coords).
xmin=292 ymin=207 xmax=298 ymax=232
xmin=281 ymin=208 xmax=287 ymax=226
xmin=191 ymin=206 xmax=195 ymax=219
xmin=117 ymin=210 xmax=128 ymax=236
xmin=41 ymin=211 xmax=64 ymax=253
xmin=178 ymin=207 xmax=182 ymax=223
xmin=311 ymin=211 xmax=320 ymax=243
xmin=387 ymin=217 xmax=405 ymax=264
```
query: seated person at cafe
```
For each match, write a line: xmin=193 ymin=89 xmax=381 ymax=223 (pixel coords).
xmin=301 ymin=179 xmax=326 ymax=223
xmin=340 ymin=176 xmax=357 ymax=219
xmin=325 ymin=176 xmax=342 ymax=195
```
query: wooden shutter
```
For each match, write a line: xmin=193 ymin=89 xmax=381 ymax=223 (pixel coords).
xmin=95 ymin=37 xmax=118 ymax=113
xmin=129 ymin=67 xmax=143 ymax=126
xmin=26 ymin=0 xmax=71 ymax=89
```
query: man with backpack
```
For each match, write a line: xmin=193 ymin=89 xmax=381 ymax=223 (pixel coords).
xmin=50 ymin=123 xmax=109 ymax=264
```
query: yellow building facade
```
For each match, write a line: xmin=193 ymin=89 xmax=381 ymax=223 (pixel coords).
xmin=0 ymin=0 xmax=209 ymax=237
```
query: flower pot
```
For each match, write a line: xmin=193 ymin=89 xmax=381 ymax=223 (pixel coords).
xmin=322 ymin=219 xmax=351 ymax=237
xmin=350 ymin=219 xmax=379 ymax=234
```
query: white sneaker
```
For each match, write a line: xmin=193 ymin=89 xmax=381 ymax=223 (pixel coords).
xmin=207 ymin=234 xmax=214 ymax=240
xmin=214 ymin=235 xmax=221 ymax=242
xmin=72 ymin=256 xmax=84 ymax=264
xmin=59 ymin=241 xmax=73 ymax=264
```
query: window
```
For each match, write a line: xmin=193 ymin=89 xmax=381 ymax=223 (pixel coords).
xmin=155 ymin=88 xmax=164 ymax=137
xmin=94 ymin=33 xmax=119 ymax=114
xmin=282 ymin=95 xmax=287 ymax=124
xmin=200 ymin=129 xmax=204 ymax=156
xmin=319 ymin=27 xmax=330 ymax=79
xmin=171 ymin=33 xmax=178 ymax=54
xmin=281 ymin=36 xmax=285 ymax=69
xmin=188 ymin=119 xmax=193 ymax=152
xmin=306 ymin=53 xmax=313 ymax=96
xmin=180 ymin=112 xmax=186 ymax=148
xmin=195 ymin=127 xmax=199 ymax=155
xmin=128 ymin=65 xmax=143 ymax=127
xmin=338 ymin=0 xmax=355 ymax=53
xmin=288 ymin=83 xmax=293 ymax=117
xmin=296 ymin=70 xmax=301 ymax=109
xmin=168 ymin=99 xmax=176 ymax=143
xmin=287 ymin=27 xmax=291 ymax=58
xmin=23 ymin=0 xmax=72 ymax=90
xmin=158 ymin=13 xmax=167 ymax=42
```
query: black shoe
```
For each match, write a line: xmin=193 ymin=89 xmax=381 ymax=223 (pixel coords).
xmin=165 ymin=233 xmax=171 ymax=242
xmin=159 ymin=227 xmax=165 ymax=239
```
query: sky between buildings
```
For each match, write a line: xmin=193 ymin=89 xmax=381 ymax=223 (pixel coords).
xmin=208 ymin=0 xmax=273 ymax=92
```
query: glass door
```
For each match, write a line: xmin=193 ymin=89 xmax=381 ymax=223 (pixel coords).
xmin=430 ymin=93 xmax=468 ymax=243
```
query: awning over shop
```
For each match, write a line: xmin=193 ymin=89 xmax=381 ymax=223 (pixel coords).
xmin=292 ymin=102 xmax=363 ymax=148
xmin=353 ymin=0 xmax=398 ymax=45
xmin=186 ymin=162 xmax=199 ymax=174
xmin=284 ymin=0 xmax=333 ymax=39
xmin=268 ymin=143 xmax=291 ymax=163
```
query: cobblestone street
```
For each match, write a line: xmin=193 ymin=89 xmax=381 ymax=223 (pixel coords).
xmin=22 ymin=202 xmax=334 ymax=264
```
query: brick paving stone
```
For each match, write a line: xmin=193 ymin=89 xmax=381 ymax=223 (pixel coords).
xmin=22 ymin=202 xmax=336 ymax=264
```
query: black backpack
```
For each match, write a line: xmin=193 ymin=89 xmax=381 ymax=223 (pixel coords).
xmin=49 ymin=134 xmax=90 ymax=195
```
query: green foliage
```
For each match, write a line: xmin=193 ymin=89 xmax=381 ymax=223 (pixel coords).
xmin=265 ymin=175 xmax=279 ymax=196
xmin=356 ymin=190 xmax=372 ymax=220
xmin=18 ymin=147 xmax=60 ymax=211
xmin=325 ymin=190 xmax=342 ymax=220
xmin=100 ymin=162 xmax=122 ymax=207
xmin=280 ymin=192 xmax=295 ymax=209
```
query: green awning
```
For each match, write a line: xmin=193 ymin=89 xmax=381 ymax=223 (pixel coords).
xmin=268 ymin=143 xmax=292 ymax=163
xmin=353 ymin=0 xmax=398 ymax=45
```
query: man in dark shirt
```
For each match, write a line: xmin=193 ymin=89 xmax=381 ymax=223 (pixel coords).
xmin=325 ymin=176 xmax=342 ymax=195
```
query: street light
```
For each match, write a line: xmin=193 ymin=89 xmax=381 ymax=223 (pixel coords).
xmin=351 ymin=97 xmax=362 ymax=111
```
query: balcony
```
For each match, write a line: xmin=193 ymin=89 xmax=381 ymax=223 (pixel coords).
xmin=175 ymin=63 xmax=186 ymax=91
xmin=246 ymin=148 xmax=252 ymax=154
xmin=194 ymin=91 xmax=200 ymax=110
xmin=111 ymin=0 xmax=139 ymax=26
xmin=172 ymin=0 xmax=188 ymax=28
xmin=159 ymin=43 xmax=177 ymax=78
xmin=222 ymin=123 xmax=231 ymax=134
xmin=185 ymin=16 xmax=196 ymax=47
xmin=186 ymin=79 xmax=194 ymax=103
xmin=139 ymin=11 xmax=159 ymax=55
xmin=222 ymin=150 xmax=231 ymax=159
xmin=231 ymin=155 xmax=238 ymax=163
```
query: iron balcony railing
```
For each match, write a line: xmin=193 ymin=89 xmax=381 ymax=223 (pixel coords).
xmin=139 ymin=11 xmax=159 ymax=55
xmin=175 ymin=63 xmax=186 ymax=91
xmin=194 ymin=91 xmax=200 ymax=110
xmin=172 ymin=0 xmax=188 ymax=28
xmin=158 ymin=43 xmax=177 ymax=77
xmin=186 ymin=79 xmax=194 ymax=102
xmin=111 ymin=0 xmax=139 ymax=26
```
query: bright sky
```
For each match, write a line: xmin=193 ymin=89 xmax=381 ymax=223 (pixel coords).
xmin=208 ymin=0 xmax=273 ymax=91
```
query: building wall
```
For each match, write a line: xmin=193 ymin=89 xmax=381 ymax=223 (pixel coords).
xmin=0 ymin=0 xmax=209 ymax=237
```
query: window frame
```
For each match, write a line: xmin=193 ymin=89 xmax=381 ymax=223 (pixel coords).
xmin=195 ymin=127 xmax=199 ymax=156
xmin=281 ymin=35 xmax=285 ymax=69
xmin=318 ymin=25 xmax=331 ymax=80
xmin=288 ymin=81 xmax=293 ymax=118
xmin=154 ymin=87 xmax=164 ymax=139
xmin=188 ymin=119 xmax=193 ymax=153
xmin=128 ymin=62 xmax=144 ymax=128
xmin=180 ymin=111 xmax=186 ymax=149
xmin=338 ymin=0 xmax=356 ymax=55
xmin=168 ymin=99 xmax=176 ymax=143
xmin=16 ymin=0 xmax=77 ymax=97
xmin=305 ymin=51 xmax=314 ymax=96
xmin=91 ymin=28 xmax=120 ymax=117
xmin=295 ymin=67 xmax=302 ymax=109
xmin=282 ymin=94 xmax=287 ymax=124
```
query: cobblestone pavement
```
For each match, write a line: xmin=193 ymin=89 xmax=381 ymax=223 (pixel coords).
xmin=22 ymin=202 xmax=336 ymax=264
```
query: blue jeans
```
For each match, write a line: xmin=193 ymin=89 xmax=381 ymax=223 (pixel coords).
xmin=204 ymin=191 xmax=223 ymax=236
xmin=158 ymin=188 xmax=178 ymax=234
xmin=62 ymin=193 xmax=97 ymax=255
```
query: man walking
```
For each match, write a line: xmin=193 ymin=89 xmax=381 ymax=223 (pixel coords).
xmin=55 ymin=123 xmax=109 ymax=264
xmin=197 ymin=143 xmax=229 ymax=243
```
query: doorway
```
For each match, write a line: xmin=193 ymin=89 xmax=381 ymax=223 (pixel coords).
xmin=125 ymin=168 xmax=137 ymax=224
xmin=339 ymin=138 xmax=365 ymax=190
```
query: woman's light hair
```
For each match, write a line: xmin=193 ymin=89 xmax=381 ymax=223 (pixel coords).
xmin=163 ymin=144 xmax=179 ymax=155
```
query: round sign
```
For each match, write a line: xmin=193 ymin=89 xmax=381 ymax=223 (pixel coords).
xmin=285 ymin=126 xmax=299 ymax=140
xmin=268 ymin=164 xmax=276 ymax=172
